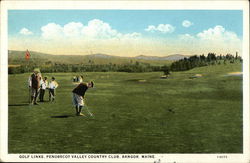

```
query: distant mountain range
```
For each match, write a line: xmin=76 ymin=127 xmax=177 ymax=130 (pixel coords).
xmin=134 ymin=54 xmax=188 ymax=60
xmin=8 ymin=50 xmax=189 ymax=65
xmin=82 ymin=53 xmax=188 ymax=61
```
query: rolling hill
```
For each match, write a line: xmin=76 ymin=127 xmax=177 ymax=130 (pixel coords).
xmin=134 ymin=54 xmax=188 ymax=60
xmin=8 ymin=50 xmax=188 ymax=65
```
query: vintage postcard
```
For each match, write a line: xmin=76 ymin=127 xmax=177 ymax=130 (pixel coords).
xmin=0 ymin=0 xmax=249 ymax=163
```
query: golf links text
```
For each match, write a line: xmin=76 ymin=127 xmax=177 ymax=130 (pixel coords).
xmin=19 ymin=154 xmax=155 ymax=159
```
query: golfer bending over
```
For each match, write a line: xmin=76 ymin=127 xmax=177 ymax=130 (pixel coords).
xmin=72 ymin=81 xmax=94 ymax=116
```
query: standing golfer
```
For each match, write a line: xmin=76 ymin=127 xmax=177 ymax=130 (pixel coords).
xmin=28 ymin=68 xmax=42 ymax=105
xmin=72 ymin=81 xmax=94 ymax=116
xmin=39 ymin=76 xmax=48 ymax=102
xmin=48 ymin=77 xmax=59 ymax=102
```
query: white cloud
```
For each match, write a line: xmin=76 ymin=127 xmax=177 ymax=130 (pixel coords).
xmin=145 ymin=24 xmax=175 ymax=33
xmin=178 ymin=25 xmax=240 ymax=43
xmin=41 ymin=19 xmax=140 ymax=40
xmin=21 ymin=23 xmax=241 ymax=56
xmin=182 ymin=20 xmax=193 ymax=28
xmin=41 ymin=22 xmax=83 ymax=39
xmin=81 ymin=19 xmax=118 ymax=39
xmin=177 ymin=25 xmax=242 ymax=55
xmin=145 ymin=25 xmax=156 ymax=32
xmin=179 ymin=34 xmax=195 ymax=40
xmin=196 ymin=25 xmax=240 ymax=42
xmin=19 ymin=28 xmax=33 ymax=35
xmin=63 ymin=22 xmax=83 ymax=37
xmin=41 ymin=23 xmax=63 ymax=39
xmin=123 ymin=32 xmax=141 ymax=38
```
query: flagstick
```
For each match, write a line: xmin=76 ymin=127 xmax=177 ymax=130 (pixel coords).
xmin=28 ymin=86 xmax=31 ymax=104
xmin=28 ymin=60 xmax=32 ymax=104
xmin=26 ymin=50 xmax=31 ymax=104
xmin=28 ymin=57 xmax=30 ymax=104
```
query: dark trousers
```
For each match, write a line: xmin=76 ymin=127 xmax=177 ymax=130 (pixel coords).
xmin=30 ymin=87 xmax=40 ymax=104
xmin=39 ymin=89 xmax=45 ymax=102
xmin=49 ymin=89 xmax=55 ymax=101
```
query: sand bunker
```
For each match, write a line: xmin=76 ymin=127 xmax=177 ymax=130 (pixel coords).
xmin=190 ymin=74 xmax=202 ymax=79
xmin=227 ymin=72 xmax=243 ymax=76
xmin=161 ymin=75 xmax=168 ymax=79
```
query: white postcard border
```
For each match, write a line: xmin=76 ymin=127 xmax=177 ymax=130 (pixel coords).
xmin=0 ymin=1 xmax=249 ymax=163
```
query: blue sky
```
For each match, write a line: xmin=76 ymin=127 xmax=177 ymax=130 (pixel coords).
xmin=9 ymin=10 xmax=242 ymax=36
xmin=8 ymin=10 xmax=243 ymax=56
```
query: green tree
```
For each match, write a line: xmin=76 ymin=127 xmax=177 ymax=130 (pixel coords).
xmin=162 ymin=65 xmax=170 ymax=75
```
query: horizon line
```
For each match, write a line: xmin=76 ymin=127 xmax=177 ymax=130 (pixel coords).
xmin=8 ymin=49 xmax=239 ymax=57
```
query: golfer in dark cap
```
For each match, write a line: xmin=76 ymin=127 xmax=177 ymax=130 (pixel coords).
xmin=72 ymin=81 xmax=94 ymax=116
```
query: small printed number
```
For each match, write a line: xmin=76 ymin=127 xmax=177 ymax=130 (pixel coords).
xmin=217 ymin=155 xmax=228 ymax=159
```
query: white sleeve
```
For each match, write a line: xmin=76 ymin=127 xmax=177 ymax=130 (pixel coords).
xmin=40 ymin=80 xmax=44 ymax=86
xmin=55 ymin=82 xmax=59 ymax=88
xmin=28 ymin=76 xmax=31 ymax=87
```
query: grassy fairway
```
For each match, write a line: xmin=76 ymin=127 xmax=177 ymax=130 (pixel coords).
xmin=8 ymin=63 xmax=243 ymax=153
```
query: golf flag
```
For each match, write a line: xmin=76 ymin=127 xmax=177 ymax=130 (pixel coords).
xmin=25 ymin=49 xmax=30 ymax=60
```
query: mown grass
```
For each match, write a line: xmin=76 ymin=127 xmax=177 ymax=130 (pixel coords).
xmin=8 ymin=63 xmax=243 ymax=153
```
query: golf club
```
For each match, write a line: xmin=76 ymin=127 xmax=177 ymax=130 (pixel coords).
xmin=85 ymin=104 xmax=94 ymax=117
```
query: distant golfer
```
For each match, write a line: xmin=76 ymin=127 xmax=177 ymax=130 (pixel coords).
xmin=48 ymin=77 xmax=59 ymax=102
xmin=28 ymin=68 xmax=42 ymax=105
xmin=73 ymin=76 xmax=77 ymax=82
xmin=72 ymin=81 xmax=94 ymax=116
xmin=39 ymin=76 xmax=48 ymax=102
xmin=79 ymin=75 xmax=83 ymax=83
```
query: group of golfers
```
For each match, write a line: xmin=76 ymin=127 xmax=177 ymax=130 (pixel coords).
xmin=29 ymin=68 xmax=94 ymax=116
xmin=28 ymin=68 xmax=59 ymax=105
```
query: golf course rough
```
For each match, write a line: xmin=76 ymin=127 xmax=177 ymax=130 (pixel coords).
xmin=8 ymin=63 xmax=243 ymax=153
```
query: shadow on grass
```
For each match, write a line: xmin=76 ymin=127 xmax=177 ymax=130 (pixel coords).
xmin=126 ymin=79 xmax=144 ymax=82
xmin=9 ymin=103 xmax=30 ymax=106
xmin=51 ymin=115 xmax=74 ymax=118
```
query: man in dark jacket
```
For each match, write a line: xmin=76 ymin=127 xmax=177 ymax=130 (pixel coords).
xmin=28 ymin=68 xmax=42 ymax=105
xmin=72 ymin=81 xmax=94 ymax=116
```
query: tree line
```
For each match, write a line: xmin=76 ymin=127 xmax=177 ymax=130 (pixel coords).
xmin=169 ymin=53 xmax=242 ymax=72
xmin=8 ymin=61 xmax=163 ymax=74
xmin=8 ymin=53 xmax=242 ymax=74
